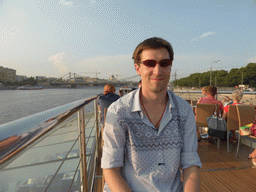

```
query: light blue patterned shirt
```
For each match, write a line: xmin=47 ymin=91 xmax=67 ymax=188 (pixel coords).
xmin=101 ymin=89 xmax=202 ymax=192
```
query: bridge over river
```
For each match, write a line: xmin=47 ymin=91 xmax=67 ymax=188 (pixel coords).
xmin=49 ymin=72 xmax=139 ymax=88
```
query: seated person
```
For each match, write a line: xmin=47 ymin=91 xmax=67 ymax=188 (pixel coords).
xmin=249 ymin=148 xmax=256 ymax=166
xmin=98 ymin=84 xmax=120 ymax=124
xmin=222 ymin=96 xmax=233 ymax=107
xmin=201 ymin=86 xmax=208 ymax=98
xmin=197 ymin=86 xmax=223 ymax=111
xmin=118 ymin=90 xmax=124 ymax=97
xmin=196 ymin=86 xmax=223 ymax=141
xmin=222 ymin=90 xmax=243 ymax=142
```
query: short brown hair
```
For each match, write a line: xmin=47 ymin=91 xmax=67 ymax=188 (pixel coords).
xmin=103 ymin=84 xmax=116 ymax=95
xmin=207 ymin=86 xmax=217 ymax=96
xmin=132 ymin=37 xmax=174 ymax=64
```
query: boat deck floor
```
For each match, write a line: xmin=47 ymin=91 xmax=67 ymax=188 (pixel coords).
xmin=93 ymin=138 xmax=256 ymax=191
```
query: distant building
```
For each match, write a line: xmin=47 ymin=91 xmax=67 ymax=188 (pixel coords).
xmin=36 ymin=76 xmax=47 ymax=81
xmin=0 ymin=66 xmax=16 ymax=83
xmin=109 ymin=75 xmax=117 ymax=81
xmin=16 ymin=75 xmax=28 ymax=82
xmin=47 ymin=77 xmax=58 ymax=82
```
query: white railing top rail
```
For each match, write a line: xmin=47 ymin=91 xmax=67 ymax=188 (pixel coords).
xmin=0 ymin=94 xmax=100 ymax=165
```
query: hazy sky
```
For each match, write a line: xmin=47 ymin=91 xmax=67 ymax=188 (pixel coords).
xmin=0 ymin=0 xmax=256 ymax=81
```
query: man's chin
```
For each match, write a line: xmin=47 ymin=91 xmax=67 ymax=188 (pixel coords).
xmin=150 ymin=86 xmax=167 ymax=93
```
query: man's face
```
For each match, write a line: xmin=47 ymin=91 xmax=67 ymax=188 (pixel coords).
xmin=135 ymin=48 xmax=172 ymax=94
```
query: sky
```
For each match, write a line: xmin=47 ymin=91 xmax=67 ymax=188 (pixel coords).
xmin=0 ymin=0 xmax=256 ymax=82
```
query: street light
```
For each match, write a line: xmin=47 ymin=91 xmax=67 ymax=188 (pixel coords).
xmin=210 ymin=60 xmax=220 ymax=86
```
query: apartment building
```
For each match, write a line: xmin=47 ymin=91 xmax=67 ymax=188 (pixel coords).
xmin=16 ymin=75 xmax=28 ymax=82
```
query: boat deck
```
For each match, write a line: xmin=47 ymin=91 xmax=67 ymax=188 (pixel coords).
xmin=199 ymin=139 xmax=256 ymax=191
xmin=93 ymin=138 xmax=256 ymax=191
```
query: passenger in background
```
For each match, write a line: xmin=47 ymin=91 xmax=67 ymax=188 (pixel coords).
xmin=98 ymin=84 xmax=120 ymax=124
xmin=222 ymin=96 xmax=233 ymax=107
xmin=201 ymin=86 xmax=208 ymax=98
xmin=222 ymin=90 xmax=243 ymax=142
xmin=249 ymin=148 xmax=256 ymax=166
xmin=196 ymin=86 xmax=223 ymax=141
xmin=197 ymin=86 xmax=223 ymax=112
xmin=118 ymin=90 xmax=124 ymax=97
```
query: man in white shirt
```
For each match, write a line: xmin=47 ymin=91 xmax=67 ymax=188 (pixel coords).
xmin=101 ymin=37 xmax=201 ymax=192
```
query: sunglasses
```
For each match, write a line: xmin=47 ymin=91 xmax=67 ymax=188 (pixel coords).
xmin=139 ymin=59 xmax=172 ymax=68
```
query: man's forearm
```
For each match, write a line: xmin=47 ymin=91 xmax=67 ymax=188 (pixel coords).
xmin=103 ymin=168 xmax=132 ymax=192
xmin=183 ymin=166 xmax=201 ymax=192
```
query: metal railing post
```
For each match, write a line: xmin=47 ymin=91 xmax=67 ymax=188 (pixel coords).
xmin=78 ymin=108 xmax=88 ymax=192
xmin=94 ymin=99 xmax=99 ymax=156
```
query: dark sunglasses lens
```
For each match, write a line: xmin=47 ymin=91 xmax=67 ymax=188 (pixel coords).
xmin=159 ymin=59 xmax=172 ymax=67
xmin=143 ymin=60 xmax=157 ymax=67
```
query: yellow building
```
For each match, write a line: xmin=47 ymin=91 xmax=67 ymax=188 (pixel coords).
xmin=0 ymin=66 xmax=16 ymax=83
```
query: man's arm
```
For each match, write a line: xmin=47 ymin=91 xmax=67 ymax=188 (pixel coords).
xmin=103 ymin=167 xmax=132 ymax=192
xmin=183 ymin=166 xmax=201 ymax=192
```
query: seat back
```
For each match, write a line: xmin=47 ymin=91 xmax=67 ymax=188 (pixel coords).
xmin=196 ymin=104 xmax=218 ymax=127
xmin=236 ymin=105 xmax=255 ymax=128
xmin=227 ymin=105 xmax=239 ymax=131
xmin=191 ymin=100 xmax=197 ymax=106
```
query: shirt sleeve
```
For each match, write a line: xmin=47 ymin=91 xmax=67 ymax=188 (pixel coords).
xmin=223 ymin=105 xmax=229 ymax=113
xmin=180 ymin=106 xmax=202 ymax=169
xmin=219 ymin=101 xmax=224 ymax=112
xmin=101 ymin=105 xmax=126 ymax=169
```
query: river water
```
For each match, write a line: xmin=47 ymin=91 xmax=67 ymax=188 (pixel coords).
xmin=2 ymin=87 xmax=255 ymax=125
xmin=0 ymin=87 xmax=104 ymax=125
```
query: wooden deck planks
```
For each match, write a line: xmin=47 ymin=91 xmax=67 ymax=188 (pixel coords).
xmin=201 ymin=168 xmax=256 ymax=191
xmin=93 ymin=137 xmax=256 ymax=191
xmin=198 ymin=139 xmax=256 ymax=191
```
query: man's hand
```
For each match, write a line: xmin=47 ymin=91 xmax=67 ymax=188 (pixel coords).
xmin=103 ymin=167 xmax=132 ymax=192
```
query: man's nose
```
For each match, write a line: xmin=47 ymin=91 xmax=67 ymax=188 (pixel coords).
xmin=153 ymin=63 xmax=163 ymax=75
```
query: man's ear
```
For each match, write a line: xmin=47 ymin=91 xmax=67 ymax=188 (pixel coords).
xmin=135 ymin=64 xmax=141 ymax=76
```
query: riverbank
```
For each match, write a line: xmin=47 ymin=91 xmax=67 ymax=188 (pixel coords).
xmin=174 ymin=89 xmax=256 ymax=105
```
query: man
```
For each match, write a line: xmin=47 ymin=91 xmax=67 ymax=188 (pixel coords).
xmin=201 ymin=86 xmax=208 ymax=97
xmin=102 ymin=37 xmax=201 ymax=191
xmin=196 ymin=86 xmax=223 ymax=142
xmin=98 ymin=84 xmax=120 ymax=124
xmin=197 ymin=86 xmax=223 ymax=112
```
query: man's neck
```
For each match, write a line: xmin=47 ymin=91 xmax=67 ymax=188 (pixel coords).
xmin=207 ymin=95 xmax=215 ymax=99
xmin=140 ymin=88 xmax=168 ymax=106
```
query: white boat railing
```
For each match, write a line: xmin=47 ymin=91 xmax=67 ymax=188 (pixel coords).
xmin=0 ymin=94 xmax=101 ymax=192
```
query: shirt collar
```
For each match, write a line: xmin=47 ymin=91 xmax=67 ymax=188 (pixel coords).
xmin=131 ymin=88 xmax=142 ymax=112
xmin=131 ymin=88 xmax=175 ymax=113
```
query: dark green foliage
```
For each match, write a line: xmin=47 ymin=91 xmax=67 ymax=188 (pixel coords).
xmin=173 ymin=63 xmax=256 ymax=87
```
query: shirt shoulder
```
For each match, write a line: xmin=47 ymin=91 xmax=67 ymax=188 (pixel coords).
xmin=98 ymin=94 xmax=106 ymax=100
xmin=168 ymin=90 xmax=192 ymax=115
xmin=108 ymin=90 xmax=136 ymax=119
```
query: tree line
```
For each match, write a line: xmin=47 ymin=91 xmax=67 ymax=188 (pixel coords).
xmin=1 ymin=77 xmax=41 ymax=87
xmin=173 ymin=63 xmax=256 ymax=87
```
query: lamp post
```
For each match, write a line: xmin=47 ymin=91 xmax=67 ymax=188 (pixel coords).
xmin=210 ymin=60 xmax=220 ymax=86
